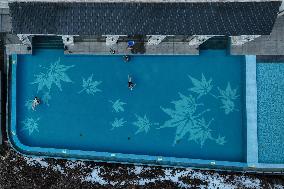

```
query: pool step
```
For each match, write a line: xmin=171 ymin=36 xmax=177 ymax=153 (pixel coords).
xmin=199 ymin=36 xmax=230 ymax=50
xmin=32 ymin=36 xmax=64 ymax=49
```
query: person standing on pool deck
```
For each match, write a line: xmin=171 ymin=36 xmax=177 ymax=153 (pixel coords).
xmin=127 ymin=41 xmax=135 ymax=50
xmin=32 ymin=97 xmax=41 ymax=111
xmin=128 ymin=75 xmax=136 ymax=91
xmin=110 ymin=48 xmax=116 ymax=54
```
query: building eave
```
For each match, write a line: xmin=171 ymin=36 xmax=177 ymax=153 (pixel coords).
xmin=8 ymin=0 xmax=283 ymax=3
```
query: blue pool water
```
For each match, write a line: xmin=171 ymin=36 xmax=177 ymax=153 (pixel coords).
xmin=257 ymin=63 xmax=284 ymax=164
xmin=14 ymin=49 xmax=246 ymax=162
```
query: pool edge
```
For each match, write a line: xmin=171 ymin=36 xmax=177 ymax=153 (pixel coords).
xmin=245 ymin=55 xmax=258 ymax=166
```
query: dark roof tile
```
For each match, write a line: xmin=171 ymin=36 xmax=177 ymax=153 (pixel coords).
xmin=9 ymin=1 xmax=281 ymax=35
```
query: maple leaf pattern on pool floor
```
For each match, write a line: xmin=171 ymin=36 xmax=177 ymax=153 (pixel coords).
xmin=109 ymin=99 xmax=126 ymax=113
xmin=111 ymin=118 xmax=127 ymax=130
xmin=188 ymin=74 xmax=213 ymax=99
xmin=21 ymin=117 xmax=40 ymax=135
xmin=31 ymin=58 xmax=74 ymax=93
xmin=133 ymin=114 xmax=159 ymax=135
xmin=217 ymin=82 xmax=239 ymax=115
xmin=159 ymin=92 xmax=227 ymax=147
xmin=78 ymin=74 xmax=102 ymax=95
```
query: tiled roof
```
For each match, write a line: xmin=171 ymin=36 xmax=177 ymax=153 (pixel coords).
xmin=9 ymin=1 xmax=281 ymax=35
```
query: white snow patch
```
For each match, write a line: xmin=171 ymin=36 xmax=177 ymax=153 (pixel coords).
xmin=274 ymin=184 xmax=284 ymax=189
xmin=82 ymin=165 xmax=284 ymax=188
xmin=66 ymin=161 xmax=86 ymax=169
xmin=235 ymin=176 xmax=261 ymax=189
xmin=191 ymin=171 xmax=235 ymax=189
xmin=142 ymin=166 xmax=152 ymax=171
xmin=24 ymin=157 xmax=49 ymax=168
xmin=138 ymin=178 xmax=158 ymax=185
xmin=84 ymin=167 xmax=108 ymax=185
xmin=137 ymin=168 xmax=193 ymax=187
xmin=133 ymin=166 xmax=143 ymax=175
xmin=52 ymin=165 xmax=65 ymax=174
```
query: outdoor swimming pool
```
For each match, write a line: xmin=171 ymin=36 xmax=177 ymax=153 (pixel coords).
xmin=10 ymin=49 xmax=247 ymax=167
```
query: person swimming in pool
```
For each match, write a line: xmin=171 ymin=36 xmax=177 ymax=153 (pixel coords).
xmin=128 ymin=75 xmax=136 ymax=91
xmin=32 ymin=97 xmax=40 ymax=111
xmin=123 ymin=55 xmax=130 ymax=62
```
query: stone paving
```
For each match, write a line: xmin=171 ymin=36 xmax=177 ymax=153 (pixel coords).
xmin=66 ymin=41 xmax=198 ymax=55
xmin=5 ymin=44 xmax=31 ymax=55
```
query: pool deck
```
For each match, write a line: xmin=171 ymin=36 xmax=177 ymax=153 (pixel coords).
xmin=5 ymin=42 xmax=199 ymax=56
xmin=66 ymin=41 xmax=199 ymax=55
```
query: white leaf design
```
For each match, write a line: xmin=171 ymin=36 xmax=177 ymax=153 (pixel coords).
xmin=217 ymin=82 xmax=239 ymax=114
xmin=109 ymin=99 xmax=126 ymax=113
xmin=78 ymin=74 xmax=102 ymax=95
xmin=159 ymin=93 xmax=214 ymax=146
xmin=188 ymin=73 xmax=213 ymax=99
xmin=111 ymin=118 xmax=127 ymax=130
xmin=21 ymin=117 xmax=40 ymax=135
xmin=31 ymin=58 xmax=74 ymax=92
xmin=133 ymin=114 xmax=158 ymax=135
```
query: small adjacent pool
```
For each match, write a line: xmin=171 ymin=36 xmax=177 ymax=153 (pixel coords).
xmin=10 ymin=49 xmax=247 ymax=167
xmin=257 ymin=63 xmax=284 ymax=164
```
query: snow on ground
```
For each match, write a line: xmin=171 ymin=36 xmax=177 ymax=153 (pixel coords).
xmin=16 ymin=155 xmax=284 ymax=188
xmin=275 ymin=184 xmax=284 ymax=189
xmin=80 ymin=164 xmax=274 ymax=188
xmin=84 ymin=167 xmax=108 ymax=185
xmin=52 ymin=164 xmax=65 ymax=174
xmin=133 ymin=166 xmax=143 ymax=175
xmin=65 ymin=161 xmax=86 ymax=169
xmin=0 ymin=149 xmax=284 ymax=189
xmin=234 ymin=176 xmax=261 ymax=189
xmin=190 ymin=171 xmax=235 ymax=189
xmin=24 ymin=157 xmax=49 ymax=168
